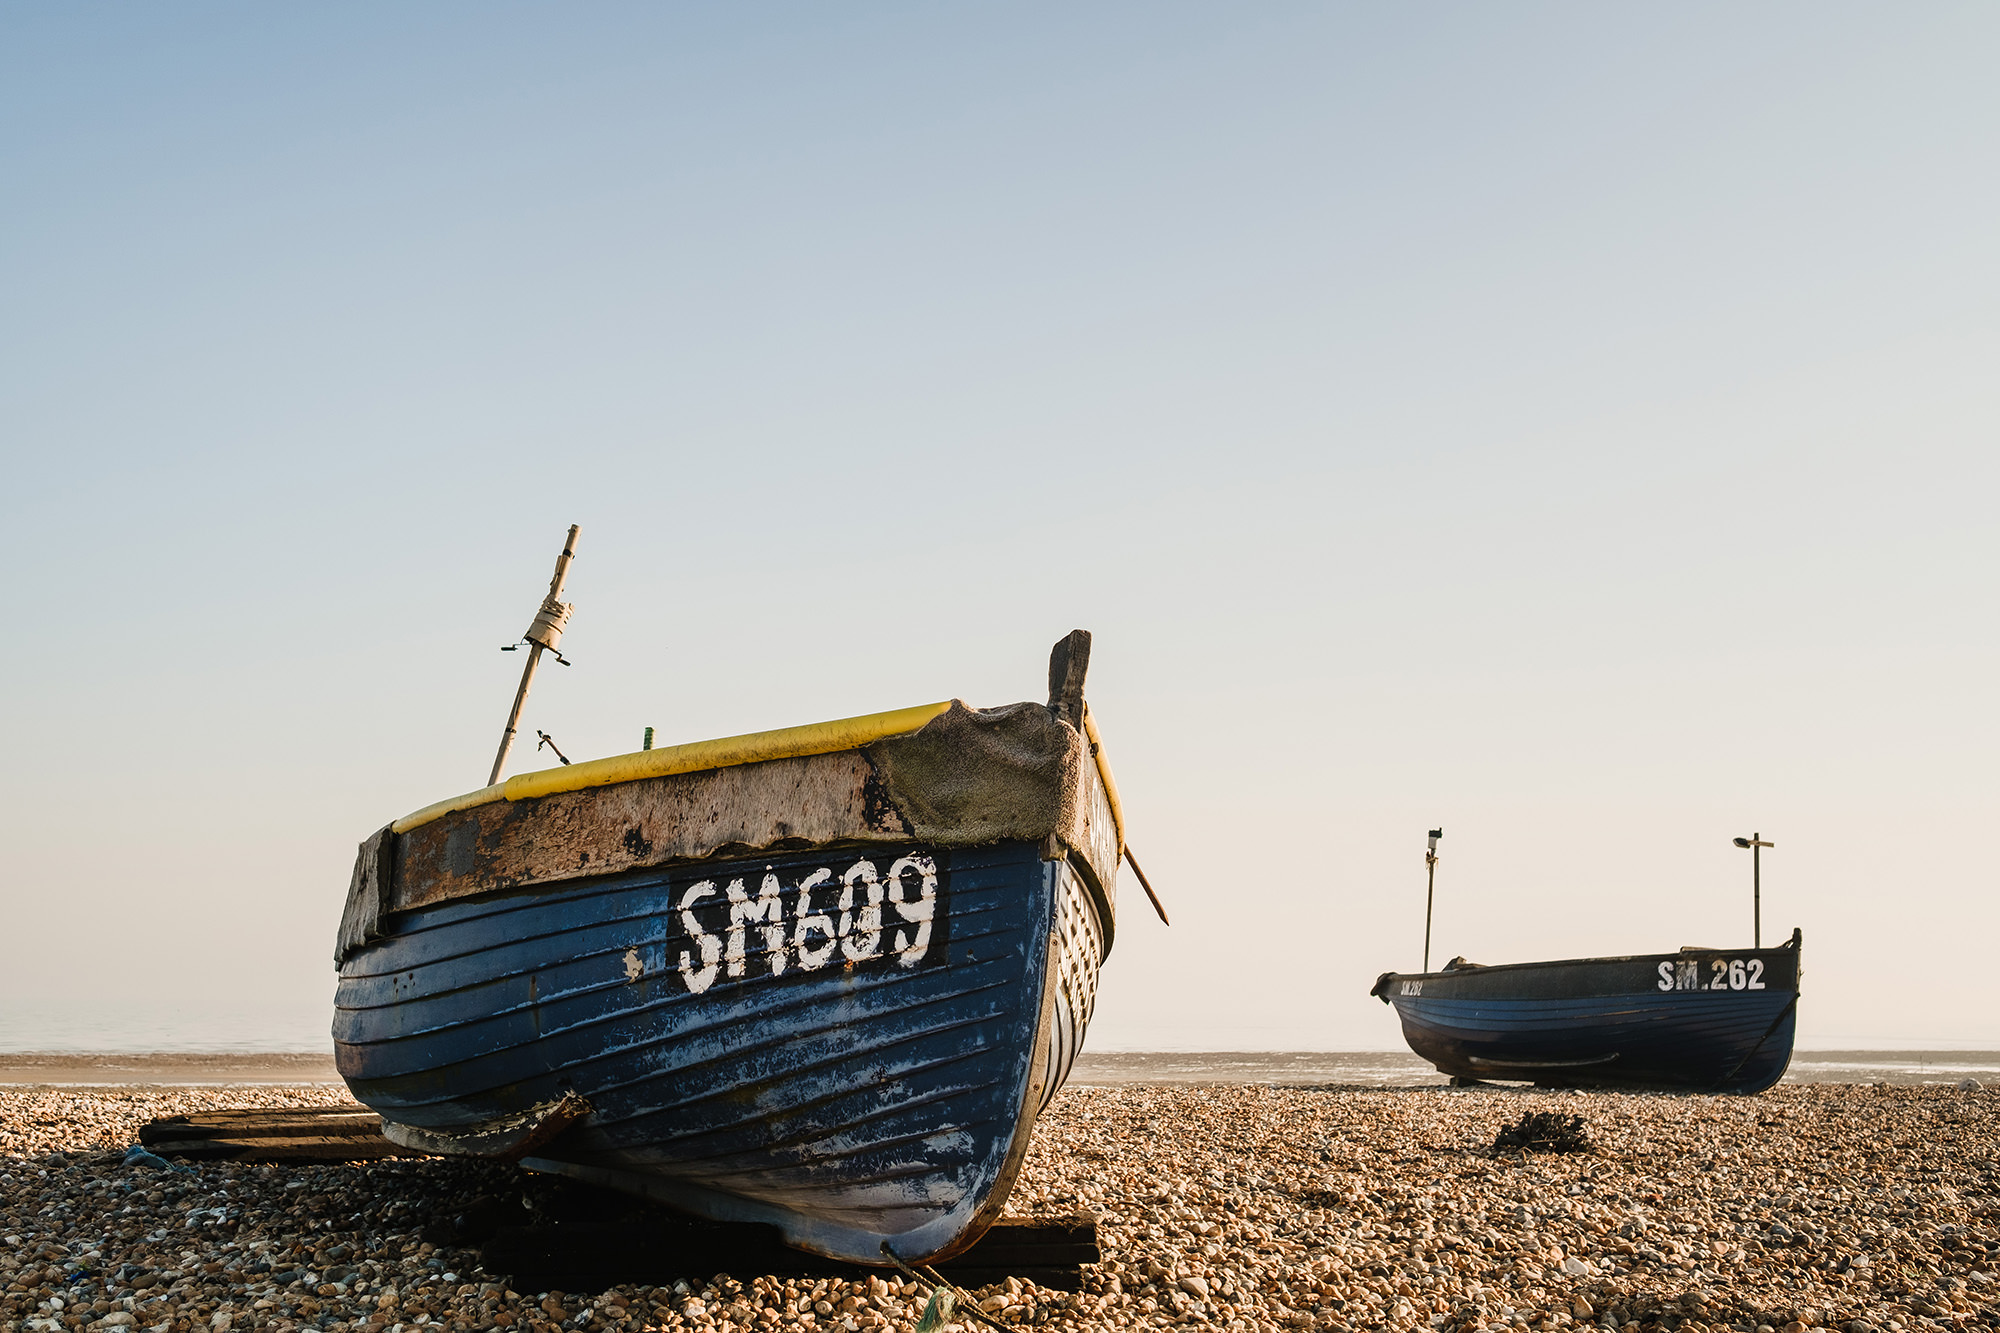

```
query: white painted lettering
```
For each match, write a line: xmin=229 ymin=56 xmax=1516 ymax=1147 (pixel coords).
xmin=725 ymin=871 xmax=790 ymax=978
xmin=886 ymin=854 xmax=938 ymax=967
xmin=677 ymin=855 xmax=947 ymax=991
xmin=793 ymin=868 xmax=837 ymax=971
xmin=677 ymin=882 xmax=722 ymax=994
xmin=1666 ymin=956 xmax=1775 ymax=997
xmin=839 ymin=859 xmax=884 ymax=961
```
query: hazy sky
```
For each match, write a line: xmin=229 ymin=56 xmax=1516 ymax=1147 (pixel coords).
xmin=3 ymin=5 xmax=1995 ymax=1052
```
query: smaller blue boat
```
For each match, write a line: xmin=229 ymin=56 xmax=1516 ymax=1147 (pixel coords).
xmin=1370 ymin=930 xmax=1802 ymax=1095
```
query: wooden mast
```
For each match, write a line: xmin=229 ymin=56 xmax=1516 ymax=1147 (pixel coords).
xmin=488 ymin=524 xmax=581 ymax=787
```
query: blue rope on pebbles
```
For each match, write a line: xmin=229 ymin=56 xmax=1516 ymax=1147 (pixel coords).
xmin=122 ymin=1145 xmax=196 ymax=1174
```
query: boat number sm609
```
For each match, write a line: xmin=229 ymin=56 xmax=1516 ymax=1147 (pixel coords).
xmin=675 ymin=854 xmax=944 ymax=995
xmin=1657 ymin=958 xmax=1766 ymax=992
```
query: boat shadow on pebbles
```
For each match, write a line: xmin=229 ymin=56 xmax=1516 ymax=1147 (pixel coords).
xmin=0 ymin=1088 xmax=1091 ymax=1332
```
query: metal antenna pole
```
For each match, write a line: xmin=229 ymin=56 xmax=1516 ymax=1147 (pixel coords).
xmin=1733 ymin=832 xmax=1774 ymax=948
xmin=488 ymin=525 xmax=581 ymax=787
xmin=1753 ymin=831 xmax=1761 ymax=949
xmin=1423 ymin=828 xmax=1442 ymax=972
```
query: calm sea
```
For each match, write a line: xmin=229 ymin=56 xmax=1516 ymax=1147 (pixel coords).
xmin=1069 ymin=1050 xmax=2000 ymax=1088
xmin=1 ymin=1005 xmax=1993 ymax=1087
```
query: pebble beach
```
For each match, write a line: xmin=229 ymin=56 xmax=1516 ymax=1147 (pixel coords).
xmin=2 ymin=1082 xmax=1993 ymax=1333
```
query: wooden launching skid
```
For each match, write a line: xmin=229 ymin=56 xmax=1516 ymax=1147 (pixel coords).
xmin=140 ymin=1105 xmax=422 ymax=1162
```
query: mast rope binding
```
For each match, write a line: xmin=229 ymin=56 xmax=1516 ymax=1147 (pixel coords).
xmin=525 ymin=594 xmax=573 ymax=653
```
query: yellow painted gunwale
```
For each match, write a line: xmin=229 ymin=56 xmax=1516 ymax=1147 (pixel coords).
xmin=392 ymin=697 xmax=1131 ymax=856
xmin=391 ymin=701 xmax=953 ymax=834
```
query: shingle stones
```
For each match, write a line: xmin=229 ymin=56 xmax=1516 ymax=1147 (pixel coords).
xmin=2 ymin=1082 xmax=1994 ymax=1333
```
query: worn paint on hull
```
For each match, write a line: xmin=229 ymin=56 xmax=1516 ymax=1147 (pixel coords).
xmin=335 ymin=839 xmax=1104 ymax=1264
xmin=1370 ymin=934 xmax=1801 ymax=1095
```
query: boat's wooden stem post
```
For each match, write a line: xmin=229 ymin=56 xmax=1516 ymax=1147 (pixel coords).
xmin=1423 ymin=828 xmax=1442 ymax=973
xmin=1732 ymin=832 xmax=1774 ymax=948
xmin=488 ymin=524 xmax=581 ymax=787
xmin=1046 ymin=629 xmax=1090 ymax=729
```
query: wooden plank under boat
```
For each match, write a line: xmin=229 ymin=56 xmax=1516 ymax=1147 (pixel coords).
xmin=332 ymin=631 xmax=1124 ymax=1267
xmin=1369 ymin=929 xmax=1802 ymax=1095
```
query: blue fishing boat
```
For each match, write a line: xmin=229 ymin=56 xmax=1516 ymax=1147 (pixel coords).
xmin=333 ymin=627 xmax=1152 ymax=1265
xmin=1369 ymin=930 xmax=1802 ymax=1094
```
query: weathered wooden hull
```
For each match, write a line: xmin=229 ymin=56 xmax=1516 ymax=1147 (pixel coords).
xmin=336 ymin=835 xmax=1106 ymax=1265
xmin=1370 ymin=934 xmax=1801 ymax=1095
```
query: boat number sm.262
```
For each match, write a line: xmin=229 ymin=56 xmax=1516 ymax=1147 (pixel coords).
xmin=675 ymin=855 xmax=944 ymax=995
xmin=1658 ymin=958 xmax=1766 ymax=991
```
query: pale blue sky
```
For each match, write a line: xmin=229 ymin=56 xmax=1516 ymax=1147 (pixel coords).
xmin=3 ymin=4 xmax=1995 ymax=1051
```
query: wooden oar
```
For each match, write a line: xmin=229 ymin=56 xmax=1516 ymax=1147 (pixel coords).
xmin=1122 ymin=845 xmax=1170 ymax=925
xmin=488 ymin=524 xmax=581 ymax=786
